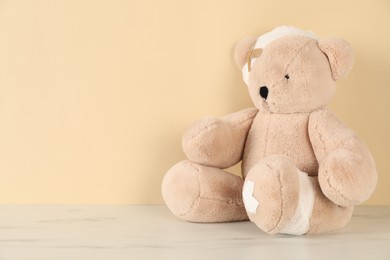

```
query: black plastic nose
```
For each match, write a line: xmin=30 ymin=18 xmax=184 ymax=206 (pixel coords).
xmin=259 ymin=86 xmax=268 ymax=100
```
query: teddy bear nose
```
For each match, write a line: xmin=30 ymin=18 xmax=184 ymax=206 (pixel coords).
xmin=259 ymin=86 xmax=269 ymax=100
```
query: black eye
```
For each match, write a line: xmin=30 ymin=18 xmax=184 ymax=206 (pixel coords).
xmin=285 ymin=74 xmax=290 ymax=79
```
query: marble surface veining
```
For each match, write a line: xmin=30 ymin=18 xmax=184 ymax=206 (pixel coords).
xmin=0 ymin=205 xmax=389 ymax=260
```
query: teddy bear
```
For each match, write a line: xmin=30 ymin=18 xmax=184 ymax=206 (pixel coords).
xmin=162 ymin=26 xmax=377 ymax=235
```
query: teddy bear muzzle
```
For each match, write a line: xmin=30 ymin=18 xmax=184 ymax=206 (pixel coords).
xmin=259 ymin=86 xmax=269 ymax=100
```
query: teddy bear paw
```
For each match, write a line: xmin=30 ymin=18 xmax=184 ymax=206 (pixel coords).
xmin=162 ymin=160 xmax=248 ymax=222
xmin=243 ymin=155 xmax=317 ymax=235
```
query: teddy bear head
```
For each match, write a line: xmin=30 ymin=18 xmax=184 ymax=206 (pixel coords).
xmin=234 ymin=26 xmax=354 ymax=114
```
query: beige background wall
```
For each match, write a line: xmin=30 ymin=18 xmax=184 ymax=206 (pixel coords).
xmin=0 ymin=0 xmax=389 ymax=204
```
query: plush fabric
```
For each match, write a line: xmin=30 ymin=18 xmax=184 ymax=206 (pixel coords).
xmin=162 ymin=160 xmax=248 ymax=222
xmin=241 ymin=26 xmax=319 ymax=85
xmin=162 ymin=26 xmax=377 ymax=235
xmin=182 ymin=108 xmax=258 ymax=169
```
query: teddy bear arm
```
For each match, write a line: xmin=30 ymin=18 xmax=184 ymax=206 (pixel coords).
xmin=182 ymin=107 xmax=258 ymax=168
xmin=308 ymin=109 xmax=377 ymax=207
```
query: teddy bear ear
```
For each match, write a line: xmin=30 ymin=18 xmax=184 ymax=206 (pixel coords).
xmin=318 ymin=37 xmax=354 ymax=80
xmin=234 ymin=36 xmax=257 ymax=69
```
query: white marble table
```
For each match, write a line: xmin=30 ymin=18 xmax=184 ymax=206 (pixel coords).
xmin=0 ymin=205 xmax=389 ymax=260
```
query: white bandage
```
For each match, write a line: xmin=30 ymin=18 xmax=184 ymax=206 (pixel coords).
xmin=242 ymin=180 xmax=259 ymax=215
xmin=242 ymin=26 xmax=319 ymax=86
xmin=279 ymin=170 xmax=316 ymax=235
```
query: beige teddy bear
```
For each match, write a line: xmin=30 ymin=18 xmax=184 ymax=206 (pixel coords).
xmin=162 ymin=26 xmax=377 ymax=235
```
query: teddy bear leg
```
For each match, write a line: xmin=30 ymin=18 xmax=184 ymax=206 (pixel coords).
xmin=243 ymin=154 xmax=353 ymax=235
xmin=243 ymin=155 xmax=305 ymax=234
xmin=162 ymin=160 xmax=248 ymax=222
xmin=307 ymin=185 xmax=353 ymax=234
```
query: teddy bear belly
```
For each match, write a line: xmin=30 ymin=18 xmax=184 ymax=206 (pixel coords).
xmin=242 ymin=112 xmax=318 ymax=178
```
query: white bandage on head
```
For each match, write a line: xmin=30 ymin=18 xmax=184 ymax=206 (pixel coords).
xmin=242 ymin=26 xmax=319 ymax=86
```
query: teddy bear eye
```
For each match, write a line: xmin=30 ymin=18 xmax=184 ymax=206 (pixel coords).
xmin=284 ymin=74 xmax=290 ymax=80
